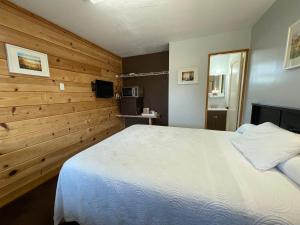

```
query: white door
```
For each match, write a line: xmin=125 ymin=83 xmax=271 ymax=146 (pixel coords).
xmin=226 ymin=53 xmax=242 ymax=131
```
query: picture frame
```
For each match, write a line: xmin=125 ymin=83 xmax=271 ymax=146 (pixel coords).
xmin=178 ymin=68 xmax=198 ymax=85
xmin=284 ymin=20 xmax=300 ymax=70
xmin=5 ymin=44 xmax=50 ymax=77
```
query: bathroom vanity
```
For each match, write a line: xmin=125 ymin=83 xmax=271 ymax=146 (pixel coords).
xmin=207 ymin=108 xmax=227 ymax=131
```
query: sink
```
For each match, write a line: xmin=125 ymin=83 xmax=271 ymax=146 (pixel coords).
xmin=208 ymin=107 xmax=228 ymax=111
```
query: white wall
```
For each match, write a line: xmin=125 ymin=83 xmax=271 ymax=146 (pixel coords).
xmin=169 ymin=29 xmax=251 ymax=128
xmin=244 ymin=0 xmax=300 ymax=123
xmin=210 ymin=54 xmax=229 ymax=76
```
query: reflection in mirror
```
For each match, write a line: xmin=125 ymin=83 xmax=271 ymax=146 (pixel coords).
xmin=208 ymin=75 xmax=225 ymax=98
xmin=206 ymin=51 xmax=248 ymax=132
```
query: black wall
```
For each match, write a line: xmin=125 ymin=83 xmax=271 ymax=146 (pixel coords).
xmin=122 ymin=51 xmax=169 ymax=126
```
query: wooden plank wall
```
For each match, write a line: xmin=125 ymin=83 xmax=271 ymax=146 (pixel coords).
xmin=0 ymin=0 xmax=124 ymax=206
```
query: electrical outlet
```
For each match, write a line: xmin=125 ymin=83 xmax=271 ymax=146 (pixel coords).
xmin=59 ymin=83 xmax=65 ymax=91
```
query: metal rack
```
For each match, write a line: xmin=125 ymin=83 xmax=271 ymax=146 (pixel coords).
xmin=116 ymin=71 xmax=168 ymax=78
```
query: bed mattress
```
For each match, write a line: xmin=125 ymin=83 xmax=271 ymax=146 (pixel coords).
xmin=54 ymin=125 xmax=300 ymax=225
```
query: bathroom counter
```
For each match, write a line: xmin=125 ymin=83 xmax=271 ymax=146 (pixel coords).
xmin=208 ymin=108 xmax=228 ymax=111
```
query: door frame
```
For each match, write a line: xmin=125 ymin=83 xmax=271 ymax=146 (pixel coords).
xmin=204 ymin=49 xmax=250 ymax=129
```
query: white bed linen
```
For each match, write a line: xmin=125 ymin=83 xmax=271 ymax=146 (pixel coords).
xmin=231 ymin=122 xmax=300 ymax=170
xmin=54 ymin=125 xmax=300 ymax=225
xmin=278 ymin=155 xmax=300 ymax=186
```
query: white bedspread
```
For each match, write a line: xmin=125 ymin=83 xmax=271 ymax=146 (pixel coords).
xmin=54 ymin=125 xmax=300 ymax=225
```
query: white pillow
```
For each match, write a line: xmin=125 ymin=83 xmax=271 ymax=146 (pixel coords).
xmin=278 ymin=155 xmax=300 ymax=186
xmin=236 ymin=123 xmax=256 ymax=134
xmin=231 ymin=122 xmax=300 ymax=171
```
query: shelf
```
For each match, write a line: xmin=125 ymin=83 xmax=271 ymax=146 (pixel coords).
xmin=116 ymin=71 xmax=168 ymax=78
xmin=116 ymin=114 xmax=160 ymax=119
xmin=116 ymin=114 xmax=160 ymax=125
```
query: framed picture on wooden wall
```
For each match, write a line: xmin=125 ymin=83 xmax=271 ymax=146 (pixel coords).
xmin=178 ymin=68 xmax=198 ymax=84
xmin=284 ymin=20 xmax=300 ymax=69
xmin=5 ymin=44 xmax=50 ymax=77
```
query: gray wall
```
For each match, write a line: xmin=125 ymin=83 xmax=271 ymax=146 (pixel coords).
xmin=244 ymin=0 xmax=300 ymax=122
xmin=169 ymin=29 xmax=251 ymax=128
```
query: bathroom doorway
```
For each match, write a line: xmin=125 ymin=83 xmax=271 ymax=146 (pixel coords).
xmin=205 ymin=49 xmax=249 ymax=131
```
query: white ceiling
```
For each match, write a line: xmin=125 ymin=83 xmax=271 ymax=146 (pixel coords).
xmin=10 ymin=0 xmax=275 ymax=57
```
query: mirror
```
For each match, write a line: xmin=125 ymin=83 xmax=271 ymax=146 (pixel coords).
xmin=208 ymin=75 xmax=225 ymax=98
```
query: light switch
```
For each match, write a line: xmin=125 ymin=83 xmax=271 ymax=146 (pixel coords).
xmin=59 ymin=83 xmax=65 ymax=91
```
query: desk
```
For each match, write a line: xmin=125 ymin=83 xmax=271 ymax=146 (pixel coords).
xmin=116 ymin=114 xmax=160 ymax=125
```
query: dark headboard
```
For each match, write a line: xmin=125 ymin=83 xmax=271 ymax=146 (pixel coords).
xmin=251 ymin=103 xmax=300 ymax=133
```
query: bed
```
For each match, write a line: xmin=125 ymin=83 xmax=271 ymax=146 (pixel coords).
xmin=54 ymin=104 xmax=300 ymax=225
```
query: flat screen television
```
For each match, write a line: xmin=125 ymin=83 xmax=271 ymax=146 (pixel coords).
xmin=92 ymin=80 xmax=114 ymax=98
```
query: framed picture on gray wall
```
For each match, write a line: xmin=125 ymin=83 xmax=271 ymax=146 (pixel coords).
xmin=284 ymin=20 xmax=300 ymax=69
xmin=178 ymin=68 xmax=198 ymax=84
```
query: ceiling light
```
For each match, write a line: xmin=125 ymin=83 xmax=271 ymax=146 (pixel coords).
xmin=90 ymin=0 xmax=104 ymax=4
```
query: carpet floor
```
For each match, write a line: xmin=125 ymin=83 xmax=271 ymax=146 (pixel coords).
xmin=0 ymin=176 xmax=79 ymax=225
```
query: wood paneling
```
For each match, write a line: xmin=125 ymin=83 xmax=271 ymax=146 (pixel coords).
xmin=0 ymin=0 xmax=124 ymax=206
xmin=0 ymin=2 xmax=121 ymax=64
